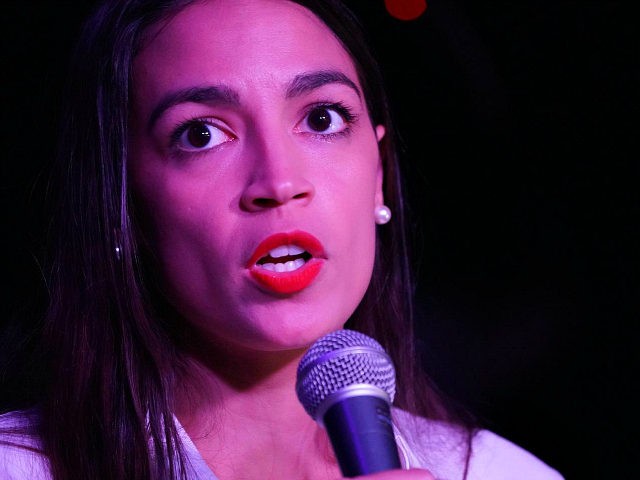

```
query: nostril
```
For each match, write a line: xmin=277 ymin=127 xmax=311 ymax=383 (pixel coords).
xmin=253 ymin=198 xmax=281 ymax=208
xmin=242 ymin=180 xmax=315 ymax=211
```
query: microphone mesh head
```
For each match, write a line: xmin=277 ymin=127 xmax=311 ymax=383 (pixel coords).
xmin=295 ymin=329 xmax=396 ymax=419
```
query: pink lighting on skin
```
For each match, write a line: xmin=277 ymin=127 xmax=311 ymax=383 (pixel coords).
xmin=128 ymin=0 xmax=384 ymax=351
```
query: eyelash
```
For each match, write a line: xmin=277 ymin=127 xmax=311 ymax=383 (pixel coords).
xmin=166 ymin=101 xmax=358 ymax=155
xmin=303 ymin=101 xmax=358 ymax=139
xmin=168 ymin=116 xmax=225 ymax=149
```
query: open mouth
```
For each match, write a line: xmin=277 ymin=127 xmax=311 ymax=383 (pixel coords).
xmin=247 ymin=231 xmax=325 ymax=294
xmin=256 ymin=244 xmax=312 ymax=272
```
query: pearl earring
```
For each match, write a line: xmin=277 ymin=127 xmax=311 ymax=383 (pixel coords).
xmin=374 ymin=205 xmax=392 ymax=225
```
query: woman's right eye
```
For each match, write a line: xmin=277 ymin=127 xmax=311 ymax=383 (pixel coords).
xmin=172 ymin=120 xmax=234 ymax=152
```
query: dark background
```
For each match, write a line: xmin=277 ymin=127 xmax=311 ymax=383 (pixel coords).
xmin=2 ymin=1 xmax=638 ymax=478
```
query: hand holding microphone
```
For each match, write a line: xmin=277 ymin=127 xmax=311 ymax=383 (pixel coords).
xmin=296 ymin=329 xmax=434 ymax=478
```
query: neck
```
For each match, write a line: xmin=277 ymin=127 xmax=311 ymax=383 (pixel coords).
xmin=175 ymin=342 xmax=308 ymax=425
xmin=174 ymin=340 xmax=340 ymax=480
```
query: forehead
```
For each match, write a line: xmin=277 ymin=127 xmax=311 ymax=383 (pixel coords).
xmin=133 ymin=0 xmax=359 ymax=96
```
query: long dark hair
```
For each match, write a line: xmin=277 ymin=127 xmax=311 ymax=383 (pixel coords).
xmin=3 ymin=0 xmax=475 ymax=478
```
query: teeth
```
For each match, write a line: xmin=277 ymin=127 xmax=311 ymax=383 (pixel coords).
xmin=268 ymin=244 xmax=305 ymax=258
xmin=269 ymin=245 xmax=289 ymax=258
xmin=261 ymin=258 xmax=306 ymax=272
xmin=288 ymin=245 xmax=305 ymax=255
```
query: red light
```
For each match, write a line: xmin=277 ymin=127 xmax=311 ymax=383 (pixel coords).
xmin=384 ymin=0 xmax=427 ymax=21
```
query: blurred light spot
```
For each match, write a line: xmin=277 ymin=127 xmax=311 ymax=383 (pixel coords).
xmin=384 ymin=0 xmax=427 ymax=21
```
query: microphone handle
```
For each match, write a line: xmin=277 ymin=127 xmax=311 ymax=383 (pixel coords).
xmin=323 ymin=395 xmax=401 ymax=477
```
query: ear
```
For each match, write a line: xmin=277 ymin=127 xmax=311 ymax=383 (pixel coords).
xmin=374 ymin=125 xmax=386 ymax=206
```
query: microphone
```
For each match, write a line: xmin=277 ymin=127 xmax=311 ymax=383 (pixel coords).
xmin=295 ymin=329 xmax=401 ymax=477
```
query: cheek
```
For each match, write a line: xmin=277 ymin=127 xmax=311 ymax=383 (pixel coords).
xmin=142 ymin=185 xmax=218 ymax=262
xmin=340 ymin=148 xmax=380 ymax=225
xmin=131 ymin=166 xmax=180 ymax=245
xmin=131 ymin=148 xmax=221 ymax=238
xmin=129 ymin=157 xmax=227 ymax=283
xmin=132 ymin=174 xmax=237 ymax=321
xmin=329 ymin=161 xmax=379 ymax=286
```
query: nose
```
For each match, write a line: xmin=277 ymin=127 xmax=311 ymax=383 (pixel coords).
xmin=240 ymin=140 xmax=315 ymax=212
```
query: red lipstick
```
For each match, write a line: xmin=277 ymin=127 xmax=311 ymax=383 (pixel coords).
xmin=247 ymin=230 xmax=326 ymax=295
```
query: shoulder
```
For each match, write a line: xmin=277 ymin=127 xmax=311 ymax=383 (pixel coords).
xmin=0 ymin=409 xmax=51 ymax=479
xmin=467 ymin=429 xmax=564 ymax=480
xmin=392 ymin=408 xmax=564 ymax=480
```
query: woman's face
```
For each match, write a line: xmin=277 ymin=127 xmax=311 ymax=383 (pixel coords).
xmin=129 ymin=0 xmax=385 ymax=354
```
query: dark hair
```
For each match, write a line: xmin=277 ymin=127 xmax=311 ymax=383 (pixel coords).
xmin=3 ymin=1 xmax=475 ymax=478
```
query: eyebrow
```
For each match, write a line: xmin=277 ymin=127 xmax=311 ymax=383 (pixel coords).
xmin=285 ymin=70 xmax=361 ymax=99
xmin=146 ymin=70 xmax=361 ymax=129
xmin=147 ymin=85 xmax=240 ymax=129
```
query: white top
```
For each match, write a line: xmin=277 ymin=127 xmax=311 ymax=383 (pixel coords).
xmin=0 ymin=408 xmax=564 ymax=479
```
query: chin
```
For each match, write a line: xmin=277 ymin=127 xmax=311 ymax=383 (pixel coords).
xmin=251 ymin=315 xmax=347 ymax=352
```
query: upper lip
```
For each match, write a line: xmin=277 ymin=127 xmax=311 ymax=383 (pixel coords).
xmin=246 ymin=230 xmax=326 ymax=268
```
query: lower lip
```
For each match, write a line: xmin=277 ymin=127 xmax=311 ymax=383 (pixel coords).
xmin=249 ymin=259 xmax=323 ymax=295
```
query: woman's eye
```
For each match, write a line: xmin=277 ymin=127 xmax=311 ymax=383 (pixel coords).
xmin=174 ymin=121 xmax=233 ymax=152
xmin=300 ymin=105 xmax=353 ymax=135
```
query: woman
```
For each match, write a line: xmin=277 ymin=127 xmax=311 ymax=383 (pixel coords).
xmin=0 ymin=0 xmax=563 ymax=478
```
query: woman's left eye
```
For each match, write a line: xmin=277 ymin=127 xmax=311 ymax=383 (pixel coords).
xmin=298 ymin=104 xmax=355 ymax=136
